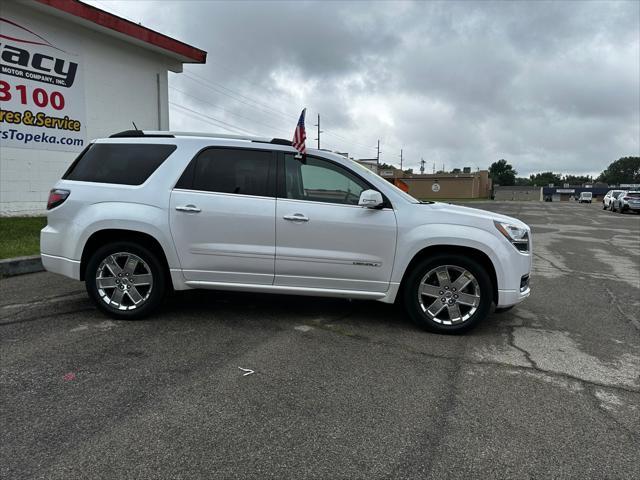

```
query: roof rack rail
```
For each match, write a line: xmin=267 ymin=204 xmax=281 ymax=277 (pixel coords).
xmin=109 ymin=130 xmax=294 ymax=147
xmin=269 ymin=138 xmax=292 ymax=146
xmin=110 ymin=130 xmax=175 ymax=138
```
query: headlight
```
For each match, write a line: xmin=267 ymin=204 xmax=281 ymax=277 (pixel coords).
xmin=494 ymin=220 xmax=530 ymax=252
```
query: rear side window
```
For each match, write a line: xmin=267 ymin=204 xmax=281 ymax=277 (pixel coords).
xmin=176 ymin=148 xmax=274 ymax=197
xmin=63 ymin=143 xmax=176 ymax=185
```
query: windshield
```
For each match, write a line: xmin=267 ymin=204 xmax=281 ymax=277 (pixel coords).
xmin=613 ymin=192 xmax=624 ymax=198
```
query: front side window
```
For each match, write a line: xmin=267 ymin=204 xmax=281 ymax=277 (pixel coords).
xmin=284 ymin=154 xmax=367 ymax=205
xmin=177 ymin=148 xmax=273 ymax=197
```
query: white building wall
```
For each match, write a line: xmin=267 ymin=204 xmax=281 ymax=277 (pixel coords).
xmin=0 ymin=1 xmax=175 ymax=215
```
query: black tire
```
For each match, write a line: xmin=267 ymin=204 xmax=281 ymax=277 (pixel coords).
xmin=85 ymin=241 xmax=166 ymax=319
xmin=402 ymin=254 xmax=493 ymax=334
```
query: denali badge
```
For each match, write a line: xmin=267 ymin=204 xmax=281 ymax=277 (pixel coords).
xmin=352 ymin=261 xmax=381 ymax=267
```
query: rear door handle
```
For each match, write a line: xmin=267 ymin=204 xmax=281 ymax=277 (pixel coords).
xmin=175 ymin=204 xmax=201 ymax=213
xmin=283 ymin=213 xmax=309 ymax=222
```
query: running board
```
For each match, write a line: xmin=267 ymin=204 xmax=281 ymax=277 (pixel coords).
xmin=184 ymin=280 xmax=387 ymax=300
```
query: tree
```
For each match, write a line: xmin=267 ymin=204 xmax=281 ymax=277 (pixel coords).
xmin=514 ymin=177 xmax=532 ymax=186
xmin=597 ymin=157 xmax=640 ymax=185
xmin=529 ymin=172 xmax=562 ymax=186
xmin=562 ymin=174 xmax=593 ymax=185
xmin=488 ymin=159 xmax=517 ymax=186
xmin=378 ymin=163 xmax=396 ymax=170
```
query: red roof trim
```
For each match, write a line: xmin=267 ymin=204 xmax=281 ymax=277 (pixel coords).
xmin=34 ymin=0 xmax=206 ymax=63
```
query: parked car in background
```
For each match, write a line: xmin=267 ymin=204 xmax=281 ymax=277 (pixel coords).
xmin=40 ymin=131 xmax=532 ymax=334
xmin=578 ymin=192 xmax=592 ymax=203
xmin=603 ymin=190 xmax=625 ymax=210
xmin=612 ymin=191 xmax=640 ymax=213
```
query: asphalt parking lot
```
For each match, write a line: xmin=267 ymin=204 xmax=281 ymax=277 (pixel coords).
xmin=1 ymin=201 xmax=639 ymax=479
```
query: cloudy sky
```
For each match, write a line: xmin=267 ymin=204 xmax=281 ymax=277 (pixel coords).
xmin=88 ymin=0 xmax=639 ymax=177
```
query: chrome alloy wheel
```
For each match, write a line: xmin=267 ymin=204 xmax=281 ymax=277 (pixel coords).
xmin=418 ymin=265 xmax=481 ymax=325
xmin=95 ymin=252 xmax=153 ymax=311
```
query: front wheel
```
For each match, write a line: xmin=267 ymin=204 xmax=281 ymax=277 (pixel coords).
xmin=402 ymin=254 xmax=493 ymax=334
xmin=85 ymin=242 xmax=166 ymax=319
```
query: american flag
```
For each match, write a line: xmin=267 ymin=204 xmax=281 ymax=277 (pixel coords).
xmin=292 ymin=108 xmax=307 ymax=154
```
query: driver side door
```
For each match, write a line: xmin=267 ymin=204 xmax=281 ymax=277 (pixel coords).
xmin=274 ymin=153 xmax=397 ymax=293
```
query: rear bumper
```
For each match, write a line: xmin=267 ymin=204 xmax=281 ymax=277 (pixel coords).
xmin=41 ymin=253 xmax=81 ymax=280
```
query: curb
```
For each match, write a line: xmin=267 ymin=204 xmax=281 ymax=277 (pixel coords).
xmin=0 ymin=255 xmax=44 ymax=277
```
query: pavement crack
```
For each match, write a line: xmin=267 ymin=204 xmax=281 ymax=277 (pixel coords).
xmin=311 ymin=323 xmax=640 ymax=395
xmin=604 ymin=287 xmax=640 ymax=331
xmin=584 ymin=384 xmax=640 ymax=442
xmin=507 ymin=326 xmax=538 ymax=369
xmin=533 ymin=252 xmax=566 ymax=272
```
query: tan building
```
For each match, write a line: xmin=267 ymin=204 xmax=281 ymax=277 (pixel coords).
xmin=380 ymin=170 xmax=492 ymax=200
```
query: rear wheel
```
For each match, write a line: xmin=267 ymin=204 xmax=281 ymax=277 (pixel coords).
xmin=85 ymin=242 xmax=166 ymax=319
xmin=402 ymin=254 xmax=493 ymax=334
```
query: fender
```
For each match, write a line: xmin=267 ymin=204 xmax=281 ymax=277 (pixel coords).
xmin=71 ymin=202 xmax=181 ymax=271
xmin=391 ymin=223 xmax=510 ymax=288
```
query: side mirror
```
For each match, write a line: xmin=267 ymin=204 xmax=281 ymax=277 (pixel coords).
xmin=358 ymin=189 xmax=383 ymax=208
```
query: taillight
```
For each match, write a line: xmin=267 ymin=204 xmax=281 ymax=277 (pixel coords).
xmin=47 ymin=189 xmax=70 ymax=210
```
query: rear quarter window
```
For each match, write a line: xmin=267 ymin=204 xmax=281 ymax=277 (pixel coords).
xmin=63 ymin=143 xmax=177 ymax=185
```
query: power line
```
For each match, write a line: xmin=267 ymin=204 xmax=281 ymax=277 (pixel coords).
xmin=181 ymin=72 xmax=377 ymax=153
xmin=169 ymin=86 xmax=287 ymax=136
xmin=183 ymin=72 xmax=298 ymax=123
xmin=169 ymin=102 xmax=256 ymax=135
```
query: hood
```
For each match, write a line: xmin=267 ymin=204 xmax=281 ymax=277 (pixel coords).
xmin=423 ymin=202 xmax=529 ymax=229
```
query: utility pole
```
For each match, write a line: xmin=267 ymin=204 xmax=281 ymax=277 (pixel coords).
xmin=314 ymin=114 xmax=322 ymax=149
xmin=420 ymin=157 xmax=425 ymax=174
xmin=399 ymin=149 xmax=403 ymax=171
xmin=433 ymin=162 xmax=435 ymax=174
xmin=376 ymin=140 xmax=381 ymax=166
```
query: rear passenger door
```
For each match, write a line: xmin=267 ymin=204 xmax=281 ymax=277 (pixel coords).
xmin=169 ymin=147 xmax=277 ymax=285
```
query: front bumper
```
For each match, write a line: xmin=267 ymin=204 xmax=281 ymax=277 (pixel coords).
xmin=497 ymin=285 xmax=531 ymax=308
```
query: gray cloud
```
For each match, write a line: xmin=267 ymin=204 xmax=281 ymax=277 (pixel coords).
xmin=89 ymin=0 xmax=639 ymax=176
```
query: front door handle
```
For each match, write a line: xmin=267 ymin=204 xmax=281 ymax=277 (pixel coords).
xmin=175 ymin=204 xmax=201 ymax=213
xmin=283 ymin=213 xmax=309 ymax=222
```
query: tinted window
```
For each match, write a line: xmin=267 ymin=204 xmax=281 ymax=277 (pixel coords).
xmin=63 ymin=143 xmax=176 ymax=185
xmin=627 ymin=192 xmax=640 ymax=197
xmin=180 ymin=148 xmax=273 ymax=197
xmin=284 ymin=154 xmax=368 ymax=205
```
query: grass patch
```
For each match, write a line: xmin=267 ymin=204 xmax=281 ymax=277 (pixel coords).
xmin=0 ymin=217 xmax=46 ymax=259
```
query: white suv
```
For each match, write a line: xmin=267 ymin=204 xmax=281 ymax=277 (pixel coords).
xmin=41 ymin=131 xmax=532 ymax=333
